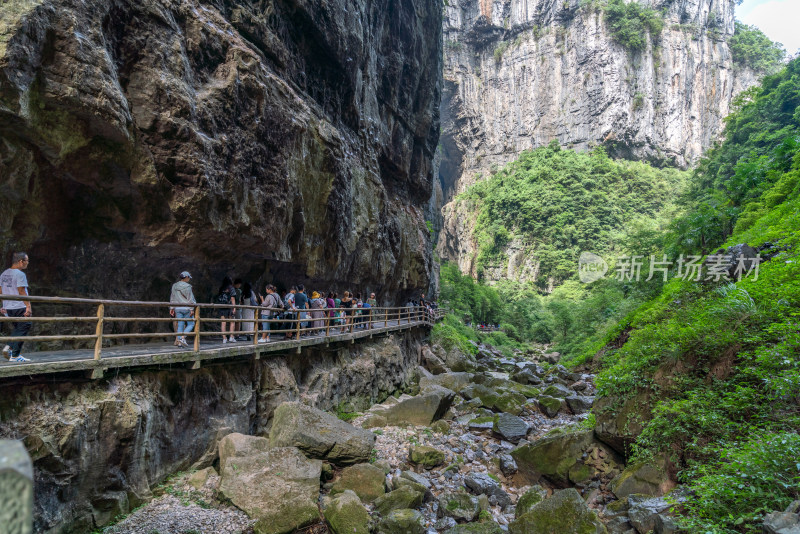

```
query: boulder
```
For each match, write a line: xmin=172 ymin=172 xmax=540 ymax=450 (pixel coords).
xmin=542 ymin=384 xmax=573 ymax=398
xmin=606 ymin=516 xmax=635 ymax=534
xmin=374 ymin=486 xmax=424 ymax=516
xmin=507 ymin=383 xmax=542 ymax=399
xmin=269 ymin=402 xmax=375 ymax=466
xmin=464 ymin=473 xmax=512 ymax=510
xmin=218 ymin=433 xmax=270 ymax=472
xmin=494 ymin=391 xmax=527 ymax=415
xmin=323 ymin=490 xmax=370 ymax=534
xmin=510 ymin=369 xmax=538 ymax=385
xmin=493 ymin=413 xmax=529 ymax=443
xmin=219 ymin=447 xmax=321 ymax=534
xmin=499 ymin=454 xmax=518 ymax=477
xmin=627 ymin=495 xmax=671 ymax=534
xmin=509 ymin=488 xmax=607 ymax=534
xmin=594 ymin=391 xmax=651 ymax=455
xmin=763 ymin=504 xmax=800 ymax=534
xmin=537 ymin=395 xmax=563 ymax=418
xmin=444 ymin=523 xmax=504 ymax=534
xmin=445 ymin=349 xmax=478 ymax=373
xmin=362 ymin=415 xmax=388 ymax=429
xmin=408 ymin=445 xmax=445 ymax=468
xmin=422 ymin=346 xmax=449 ymax=375
xmin=459 ymin=383 xmax=500 ymax=409
xmin=565 ymin=395 xmax=594 ymax=414
xmin=187 ymin=466 xmax=218 ymax=490
xmin=331 ymin=463 xmax=386 ymax=503
xmin=611 ymin=461 xmax=670 ymax=499
xmin=420 ymin=372 xmax=473 ymax=393
xmin=468 ymin=416 xmax=497 ymax=431
xmin=394 ymin=477 xmax=428 ymax=496
xmin=401 ymin=470 xmax=432 ymax=489
xmin=380 ymin=385 xmax=456 ymax=426
xmin=438 ymin=491 xmax=480 ymax=522
xmin=515 ymin=485 xmax=547 ymax=518
xmin=376 ymin=508 xmax=425 ymax=534
xmin=511 ymin=428 xmax=595 ymax=486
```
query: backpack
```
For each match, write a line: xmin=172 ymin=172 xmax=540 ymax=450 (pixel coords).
xmin=266 ymin=293 xmax=284 ymax=317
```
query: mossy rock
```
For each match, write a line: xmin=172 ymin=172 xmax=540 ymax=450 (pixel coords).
xmin=188 ymin=466 xmax=217 ymax=490
xmin=331 ymin=463 xmax=386 ymax=503
xmin=374 ymin=486 xmax=424 ymax=516
xmin=439 ymin=491 xmax=479 ymax=522
xmin=538 ymin=395 xmax=563 ymax=418
xmin=431 ymin=420 xmax=450 ymax=434
xmin=445 ymin=521 xmax=504 ymax=534
xmin=511 ymin=429 xmax=594 ymax=486
xmin=515 ymin=485 xmax=547 ymax=518
xmin=508 ymin=383 xmax=541 ymax=398
xmin=542 ymin=384 xmax=573 ymax=398
xmin=468 ymin=416 xmax=497 ymax=430
xmin=568 ymin=463 xmax=594 ymax=484
xmin=376 ymin=508 xmax=425 ymax=534
xmin=610 ymin=460 xmax=668 ymax=498
xmin=321 ymin=462 xmax=334 ymax=481
xmin=363 ymin=415 xmax=388 ymax=429
xmin=323 ymin=490 xmax=370 ymax=534
xmin=508 ymin=489 xmax=607 ymax=534
xmin=460 ymin=384 xmax=500 ymax=409
xmin=593 ymin=390 xmax=651 ymax=456
xmin=394 ymin=477 xmax=428 ymax=495
xmin=494 ymin=391 xmax=527 ymax=415
xmin=408 ymin=445 xmax=445 ymax=468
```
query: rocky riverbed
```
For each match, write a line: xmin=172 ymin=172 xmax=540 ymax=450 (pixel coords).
xmin=105 ymin=342 xmax=677 ymax=534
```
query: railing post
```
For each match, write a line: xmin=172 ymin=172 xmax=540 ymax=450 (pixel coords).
xmin=193 ymin=306 xmax=201 ymax=352
xmin=93 ymin=303 xmax=104 ymax=360
xmin=295 ymin=313 xmax=301 ymax=339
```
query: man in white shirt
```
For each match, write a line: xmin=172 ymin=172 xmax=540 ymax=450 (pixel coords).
xmin=1 ymin=252 xmax=32 ymax=362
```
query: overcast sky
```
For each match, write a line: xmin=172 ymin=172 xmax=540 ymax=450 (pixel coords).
xmin=736 ymin=0 xmax=800 ymax=55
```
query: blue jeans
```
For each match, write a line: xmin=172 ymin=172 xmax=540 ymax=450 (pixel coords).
xmin=6 ymin=308 xmax=31 ymax=357
xmin=175 ymin=309 xmax=194 ymax=335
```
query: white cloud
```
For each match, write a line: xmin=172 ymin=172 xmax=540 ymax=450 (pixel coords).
xmin=738 ymin=0 xmax=800 ymax=54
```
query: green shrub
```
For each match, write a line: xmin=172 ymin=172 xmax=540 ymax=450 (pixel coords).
xmin=604 ymin=0 xmax=664 ymax=51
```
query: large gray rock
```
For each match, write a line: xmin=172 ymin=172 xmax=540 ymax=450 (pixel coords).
xmin=218 ymin=433 xmax=270 ymax=472
xmin=508 ymin=488 xmax=607 ymax=534
xmin=376 ymin=509 xmax=425 ymax=534
xmin=374 ymin=486 xmax=424 ymax=516
xmin=269 ymin=402 xmax=375 ymax=466
xmin=464 ymin=473 xmax=511 ymax=510
xmin=420 ymin=372 xmax=473 ymax=393
xmin=322 ymin=490 xmax=370 ymax=534
xmin=763 ymin=503 xmax=800 ymax=534
xmin=627 ymin=495 xmax=672 ymax=534
xmin=565 ymin=395 xmax=594 ymax=415
xmin=611 ymin=461 xmax=670 ymax=499
xmin=379 ymin=385 xmax=456 ymax=426
xmin=493 ymin=413 xmax=529 ymax=443
xmin=331 ymin=463 xmax=386 ymax=503
xmin=511 ymin=428 xmax=595 ymax=486
xmin=422 ymin=346 xmax=449 ymax=375
xmin=219 ymin=446 xmax=321 ymax=534
xmin=0 ymin=440 xmax=33 ymax=534
xmin=438 ymin=491 xmax=480 ymax=522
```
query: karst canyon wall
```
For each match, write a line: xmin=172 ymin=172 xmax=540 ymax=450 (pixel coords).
xmin=1 ymin=0 xmax=442 ymax=301
xmin=437 ymin=0 xmax=759 ymax=282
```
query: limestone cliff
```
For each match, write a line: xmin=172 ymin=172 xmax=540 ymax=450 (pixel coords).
xmin=437 ymin=0 xmax=758 ymax=281
xmin=0 ymin=0 xmax=441 ymax=300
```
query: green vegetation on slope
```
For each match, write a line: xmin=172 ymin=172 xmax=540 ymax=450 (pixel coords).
xmin=604 ymin=0 xmax=664 ymax=51
xmin=585 ymin=57 xmax=800 ymax=533
xmin=457 ymin=142 xmax=688 ymax=285
xmin=729 ymin=22 xmax=786 ymax=73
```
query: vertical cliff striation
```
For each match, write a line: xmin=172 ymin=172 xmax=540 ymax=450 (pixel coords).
xmin=437 ymin=0 xmax=759 ymax=280
xmin=0 ymin=0 xmax=442 ymax=300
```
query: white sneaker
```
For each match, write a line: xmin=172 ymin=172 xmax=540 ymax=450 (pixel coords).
xmin=222 ymin=337 xmax=228 ymax=344
xmin=9 ymin=355 xmax=30 ymax=362
xmin=179 ymin=338 xmax=190 ymax=348
xmin=228 ymin=336 xmax=237 ymax=343
xmin=2 ymin=345 xmax=10 ymax=360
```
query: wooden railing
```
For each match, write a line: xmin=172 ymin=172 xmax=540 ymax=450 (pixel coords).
xmin=0 ymin=295 xmax=445 ymax=361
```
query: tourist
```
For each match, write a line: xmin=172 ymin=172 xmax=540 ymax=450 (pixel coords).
xmin=169 ymin=271 xmax=196 ymax=348
xmin=240 ymin=281 xmax=258 ymax=341
xmin=232 ymin=278 xmax=244 ymax=339
xmin=310 ymin=291 xmax=326 ymax=334
xmin=284 ymin=287 xmax=297 ymax=339
xmin=341 ymin=291 xmax=354 ymax=332
xmin=295 ymin=284 xmax=310 ymax=335
xmin=367 ymin=292 xmax=378 ymax=328
xmin=259 ymin=285 xmax=283 ymax=343
xmin=326 ymin=292 xmax=336 ymax=320
xmin=216 ymin=277 xmax=237 ymax=343
xmin=1 ymin=252 xmax=32 ymax=362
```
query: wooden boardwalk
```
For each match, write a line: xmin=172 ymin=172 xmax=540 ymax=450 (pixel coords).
xmin=0 ymin=313 xmax=436 ymax=380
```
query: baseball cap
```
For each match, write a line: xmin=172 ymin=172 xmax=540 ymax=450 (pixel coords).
xmin=180 ymin=271 xmax=192 ymax=279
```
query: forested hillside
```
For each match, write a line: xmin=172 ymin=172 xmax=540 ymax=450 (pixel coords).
xmin=434 ymin=56 xmax=800 ymax=531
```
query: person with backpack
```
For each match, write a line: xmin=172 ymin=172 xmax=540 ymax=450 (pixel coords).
xmin=294 ymin=284 xmax=310 ymax=336
xmin=216 ymin=276 xmax=237 ymax=343
xmin=259 ymin=285 xmax=283 ymax=343
xmin=283 ymin=287 xmax=297 ymax=339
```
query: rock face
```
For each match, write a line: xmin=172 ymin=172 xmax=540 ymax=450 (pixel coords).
xmin=219 ymin=446 xmax=321 ymax=534
xmin=437 ymin=0 xmax=759 ymax=282
xmin=0 ymin=0 xmax=441 ymax=301
xmin=0 ymin=331 xmax=424 ymax=533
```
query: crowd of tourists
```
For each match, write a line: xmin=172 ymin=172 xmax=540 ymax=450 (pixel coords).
xmin=169 ymin=273 xmax=436 ymax=347
xmin=0 ymin=252 xmax=436 ymax=361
